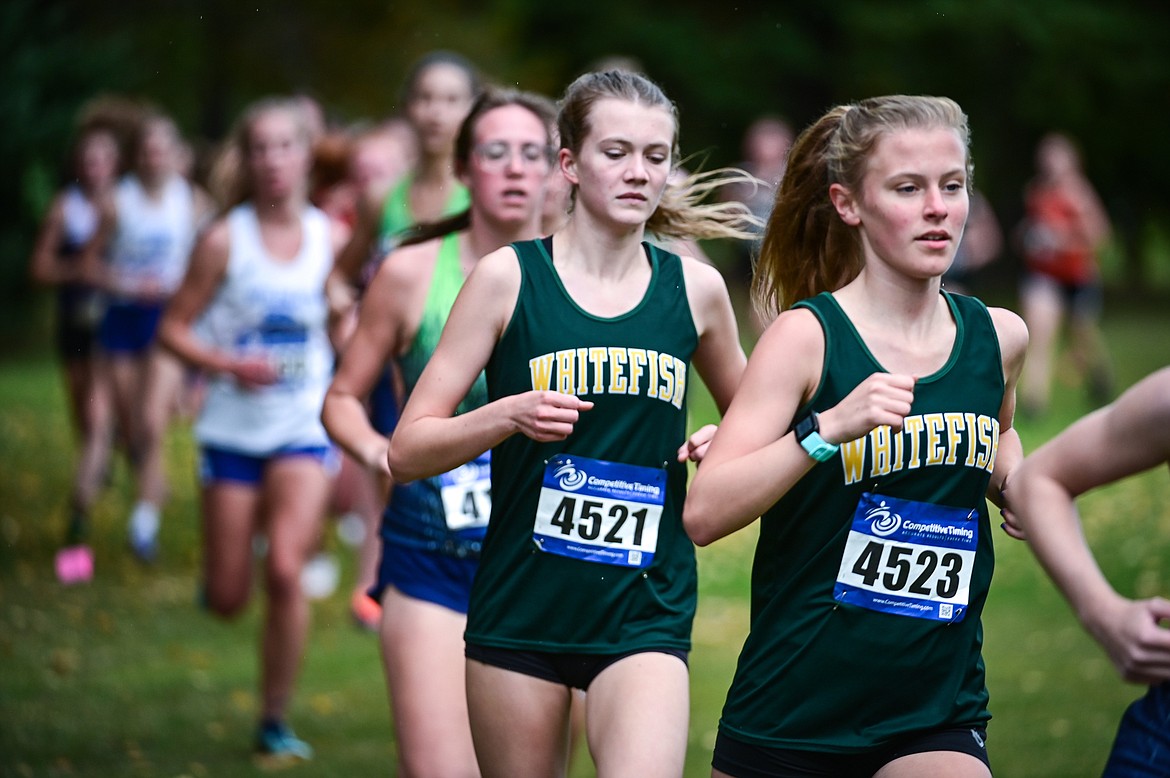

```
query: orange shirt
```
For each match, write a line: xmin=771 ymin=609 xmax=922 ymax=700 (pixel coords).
xmin=1023 ymin=185 xmax=1097 ymax=284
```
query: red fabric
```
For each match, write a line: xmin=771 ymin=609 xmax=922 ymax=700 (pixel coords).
xmin=1023 ymin=185 xmax=1097 ymax=285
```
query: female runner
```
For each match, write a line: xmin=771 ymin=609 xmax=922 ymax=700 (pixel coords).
xmin=326 ymin=51 xmax=482 ymax=628
xmin=330 ymin=50 xmax=481 ymax=299
xmin=83 ymin=109 xmax=212 ymax=561
xmin=158 ymin=97 xmax=346 ymax=763
xmin=30 ymin=122 xmax=121 ymax=569
xmin=388 ymin=69 xmax=757 ymax=778
xmin=683 ymin=95 xmax=1028 ymax=778
xmin=322 ymin=87 xmax=557 ymax=777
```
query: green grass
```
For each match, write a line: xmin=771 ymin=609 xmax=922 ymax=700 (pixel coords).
xmin=3 ymin=295 xmax=1169 ymax=777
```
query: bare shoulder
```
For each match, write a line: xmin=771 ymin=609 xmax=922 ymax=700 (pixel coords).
xmin=39 ymin=193 xmax=67 ymax=229
xmin=195 ymin=216 xmax=232 ymax=257
xmin=677 ymin=252 xmax=734 ymax=325
xmin=987 ymin=305 xmax=1029 ymax=363
xmin=751 ymin=306 xmax=825 ymax=386
xmin=678 ymin=252 xmax=728 ymax=295
xmin=372 ymin=238 xmax=440 ymax=291
xmin=357 ymin=177 xmax=391 ymax=218
xmin=763 ymin=305 xmax=824 ymax=347
xmin=48 ymin=190 xmax=70 ymax=216
xmin=722 ymin=305 xmax=825 ymax=441
xmin=328 ymin=217 xmax=350 ymax=254
xmin=170 ymin=217 xmax=232 ymax=300
xmin=452 ymin=244 xmax=523 ymax=334
xmin=468 ymin=244 xmax=522 ymax=291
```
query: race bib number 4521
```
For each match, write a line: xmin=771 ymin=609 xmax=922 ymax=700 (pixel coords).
xmin=532 ymin=454 xmax=665 ymax=568
xmin=834 ymin=492 xmax=979 ymax=623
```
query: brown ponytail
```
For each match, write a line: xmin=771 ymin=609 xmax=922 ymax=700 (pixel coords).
xmin=752 ymin=95 xmax=971 ymax=318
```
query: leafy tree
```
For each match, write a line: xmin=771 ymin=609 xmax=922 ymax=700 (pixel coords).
xmin=0 ymin=0 xmax=134 ymax=346
xmin=5 ymin=0 xmax=1167 ymax=351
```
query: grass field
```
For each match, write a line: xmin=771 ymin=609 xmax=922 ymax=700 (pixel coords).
xmin=1 ymin=293 xmax=1168 ymax=777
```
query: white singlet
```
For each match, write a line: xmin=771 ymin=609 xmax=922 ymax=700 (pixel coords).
xmin=60 ymin=185 xmax=100 ymax=251
xmin=193 ymin=203 xmax=334 ymax=455
xmin=107 ymin=174 xmax=196 ymax=299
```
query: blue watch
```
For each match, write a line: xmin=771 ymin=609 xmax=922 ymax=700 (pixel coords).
xmin=792 ymin=410 xmax=839 ymax=462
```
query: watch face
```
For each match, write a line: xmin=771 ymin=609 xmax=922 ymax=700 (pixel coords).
xmin=794 ymin=412 xmax=817 ymax=440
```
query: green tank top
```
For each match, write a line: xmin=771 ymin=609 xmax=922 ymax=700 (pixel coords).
xmin=378 ymin=174 xmax=471 ymax=246
xmin=380 ymin=231 xmax=488 ymax=557
xmin=719 ymin=291 xmax=1004 ymax=751
xmin=467 ymin=236 xmax=700 ymax=653
xmin=397 ymin=232 xmax=486 ymax=414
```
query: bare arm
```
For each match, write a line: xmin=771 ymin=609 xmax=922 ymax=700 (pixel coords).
xmin=674 ymin=256 xmax=747 ymax=463
xmin=987 ymin=306 xmax=1029 ymax=515
xmin=157 ymin=220 xmax=277 ymax=388
xmin=78 ymin=193 xmax=116 ymax=289
xmin=683 ymin=256 xmax=745 ymax=415
xmin=191 ymin=184 xmax=217 ymax=232
xmin=321 ymin=243 xmax=424 ymax=475
xmin=683 ymin=308 xmax=916 ymax=546
xmin=1013 ymin=368 xmax=1170 ymax=683
xmin=324 ymin=217 xmax=357 ymax=350
xmin=386 ymin=246 xmax=593 ymax=482
xmin=1070 ymin=175 xmax=1111 ymax=250
xmin=28 ymin=196 xmax=68 ymax=286
xmin=326 ymin=188 xmax=383 ymax=321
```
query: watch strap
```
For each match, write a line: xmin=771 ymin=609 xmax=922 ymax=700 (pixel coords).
xmin=793 ymin=411 xmax=839 ymax=462
xmin=798 ymin=429 xmax=839 ymax=462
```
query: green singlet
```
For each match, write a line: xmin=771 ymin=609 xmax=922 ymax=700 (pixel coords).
xmin=378 ymin=174 xmax=471 ymax=248
xmin=466 ymin=236 xmax=700 ymax=654
xmin=719 ymin=290 xmax=1005 ymax=752
xmin=397 ymin=232 xmax=486 ymax=411
xmin=379 ymin=231 xmax=489 ymax=556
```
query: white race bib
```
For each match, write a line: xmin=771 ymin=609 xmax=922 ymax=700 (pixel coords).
xmin=834 ymin=492 xmax=978 ymax=623
xmin=439 ymin=452 xmax=491 ymax=532
xmin=533 ymin=454 xmax=665 ymax=568
xmin=237 ymin=315 xmax=309 ymax=388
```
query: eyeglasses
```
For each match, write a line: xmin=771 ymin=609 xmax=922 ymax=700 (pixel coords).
xmin=473 ymin=141 xmax=554 ymax=170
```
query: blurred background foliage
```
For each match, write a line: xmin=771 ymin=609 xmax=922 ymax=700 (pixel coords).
xmin=4 ymin=0 xmax=1169 ymax=350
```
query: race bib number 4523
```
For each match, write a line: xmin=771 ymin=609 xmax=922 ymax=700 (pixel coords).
xmin=834 ymin=492 xmax=979 ymax=623
xmin=532 ymin=454 xmax=665 ymax=568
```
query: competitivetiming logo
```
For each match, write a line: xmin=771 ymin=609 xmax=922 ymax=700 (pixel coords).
xmin=865 ymin=500 xmax=903 ymax=537
xmin=553 ymin=460 xmax=588 ymax=492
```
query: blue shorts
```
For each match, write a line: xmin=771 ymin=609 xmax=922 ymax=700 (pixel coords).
xmin=199 ymin=445 xmax=339 ymax=486
xmin=99 ymin=300 xmax=164 ymax=355
xmin=464 ymin=643 xmax=689 ymax=691
xmin=1102 ymin=681 xmax=1170 ymax=777
xmin=370 ymin=541 xmax=477 ymax=614
xmin=712 ymin=726 xmax=990 ymax=778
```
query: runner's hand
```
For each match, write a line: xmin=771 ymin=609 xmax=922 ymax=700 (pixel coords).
xmin=819 ymin=373 xmax=916 ymax=443
xmin=230 ymin=355 xmax=280 ymax=390
xmin=510 ymin=391 xmax=593 ymax=442
xmin=678 ymin=424 xmax=717 ymax=463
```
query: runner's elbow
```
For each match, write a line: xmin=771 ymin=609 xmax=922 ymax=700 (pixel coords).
xmin=385 ymin=441 xmax=414 ymax=483
xmin=682 ymin=502 xmax=719 ymax=547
